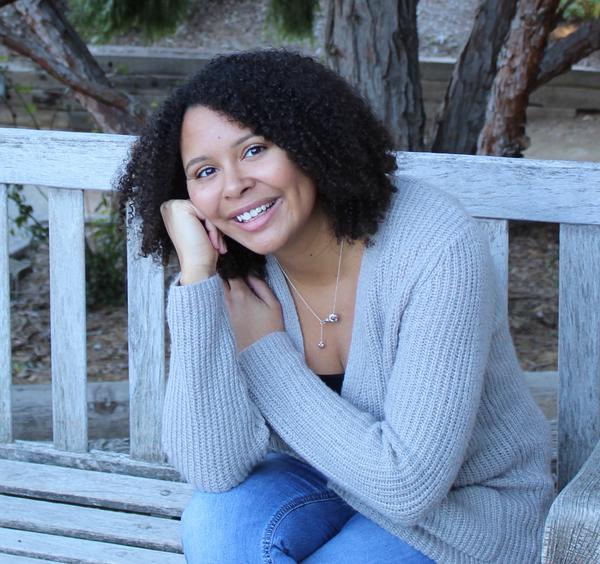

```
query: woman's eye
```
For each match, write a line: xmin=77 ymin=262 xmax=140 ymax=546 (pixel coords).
xmin=196 ymin=166 xmax=216 ymax=179
xmin=244 ymin=145 xmax=266 ymax=158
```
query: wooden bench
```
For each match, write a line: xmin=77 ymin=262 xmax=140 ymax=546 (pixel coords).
xmin=1 ymin=127 xmax=599 ymax=563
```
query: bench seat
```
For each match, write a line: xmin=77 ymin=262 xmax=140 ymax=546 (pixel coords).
xmin=0 ymin=459 xmax=192 ymax=562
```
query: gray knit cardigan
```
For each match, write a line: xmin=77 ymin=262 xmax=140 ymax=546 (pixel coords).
xmin=162 ymin=176 xmax=555 ymax=563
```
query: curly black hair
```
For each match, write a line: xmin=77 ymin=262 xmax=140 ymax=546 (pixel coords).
xmin=116 ymin=48 xmax=397 ymax=280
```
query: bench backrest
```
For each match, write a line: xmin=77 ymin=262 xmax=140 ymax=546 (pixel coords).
xmin=1 ymin=128 xmax=599 ymax=490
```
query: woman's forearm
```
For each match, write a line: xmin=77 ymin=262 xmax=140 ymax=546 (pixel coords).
xmin=162 ymin=273 xmax=271 ymax=491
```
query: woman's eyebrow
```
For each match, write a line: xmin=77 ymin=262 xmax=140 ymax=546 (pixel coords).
xmin=184 ymin=133 xmax=258 ymax=174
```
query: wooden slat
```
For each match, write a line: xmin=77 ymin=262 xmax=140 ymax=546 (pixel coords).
xmin=0 ymin=555 xmax=60 ymax=563
xmin=0 ymin=494 xmax=182 ymax=552
xmin=476 ymin=218 xmax=509 ymax=313
xmin=0 ymin=184 xmax=12 ymax=443
xmin=396 ymin=153 xmax=600 ymax=225
xmin=13 ymin=381 xmax=130 ymax=441
xmin=126 ymin=208 xmax=166 ymax=462
xmin=542 ymin=439 xmax=600 ymax=563
xmin=0 ymin=459 xmax=193 ymax=517
xmin=0 ymin=440 xmax=182 ymax=481
xmin=0 ymin=528 xmax=185 ymax=564
xmin=1 ymin=128 xmax=600 ymax=224
xmin=0 ymin=128 xmax=134 ymax=191
xmin=48 ymin=188 xmax=88 ymax=452
xmin=558 ymin=224 xmax=600 ymax=490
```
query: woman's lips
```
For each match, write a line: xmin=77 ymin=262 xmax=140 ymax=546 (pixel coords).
xmin=232 ymin=198 xmax=281 ymax=232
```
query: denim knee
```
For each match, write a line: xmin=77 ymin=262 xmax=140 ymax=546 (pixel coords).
xmin=180 ymin=487 xmax=256 ymax=563
xmin=179 ymin=453 xmax=350 ymax=563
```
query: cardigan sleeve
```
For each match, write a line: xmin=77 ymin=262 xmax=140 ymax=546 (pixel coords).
xmin=161 ymin=273 xmax=271 ymax=492
xmin=238 ymin=223 xmax=495 ymax=526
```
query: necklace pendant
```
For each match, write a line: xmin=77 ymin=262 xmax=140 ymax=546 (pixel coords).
xmin=318 ymin=341 xmax=326 ymax=349
xmin=326 ymin=313 xmax=340 ymax=323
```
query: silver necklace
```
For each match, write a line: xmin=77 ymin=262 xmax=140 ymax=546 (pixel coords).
xmin=275 ymin=240 xmax=344 ymax=349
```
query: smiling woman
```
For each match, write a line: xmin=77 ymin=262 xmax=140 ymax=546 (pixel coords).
xmin=116 ymin=50 xmax=554 ymax=564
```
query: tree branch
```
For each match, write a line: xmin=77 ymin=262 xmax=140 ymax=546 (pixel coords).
xmin=0 ymin=20 xmax=131 ymax=109
xmin=536 ymin=18 xmax=600 ymax=88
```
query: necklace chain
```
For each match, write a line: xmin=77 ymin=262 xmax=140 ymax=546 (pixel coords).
xmin=275 ymin=240 xmax=344 ymax=349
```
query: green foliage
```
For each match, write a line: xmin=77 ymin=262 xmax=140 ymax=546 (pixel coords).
xmin=68 ymin=0 xmax=190 ymax=43
xmin=266 ymin=0 xmax=318 ymax=40
xmin=560 ymin=0 xmax=600 ymax=20
xmin=7 ymin=185 xmax=49 ymax=246
xmin=85 ymin=194 xmax=127 ymax=310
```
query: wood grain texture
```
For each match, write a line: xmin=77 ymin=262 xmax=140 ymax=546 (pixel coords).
xmin=0 ymin=128 xmax=134 ymax=190
xmin=0 ymin=440 xmax=182 ymax=481
xmin=395 ymin=152 xmax=600 ymax=224
xmin=0 ymin=494 xmax=182 ymax=552
xmin=558 ymin=224 xmax=600 ymax=489
xmin=13 ymin=381 xmax=130 ymax=440
xmin=542 ymin=439 xmax=600 ymax=563
xmin=48 ymin=188 xmax=87 ymax=452
xmin=0 ymin=528 xmax=185 ymax=563
xmin=0 ymin=459 xmax=193 ymax=517
xmin=0 ymin=185 xmax=12 ymax=443
xmin=0 ymin=555 xmax=60 ymax=563
xmin=476 ymin=218 xmax=509 ymax=314
xmin=126 ymin=208 xmax=166 ymax=462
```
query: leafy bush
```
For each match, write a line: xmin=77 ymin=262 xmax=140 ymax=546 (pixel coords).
xmin=85 ymin=194 xmax=127 ymax=310
xmin=266 ymin=0 xmax=318 ymax=39
xmin=560 ymin=0 xmax=600 ymax=20
xmin=7 ymin=184 xmax=49 ymax=246
xmin=68 ymin=0 xmax=190 ymax=43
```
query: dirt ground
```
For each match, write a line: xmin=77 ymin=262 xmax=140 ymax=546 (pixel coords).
xmin=10 ymin=0 xmax=598 ymax=384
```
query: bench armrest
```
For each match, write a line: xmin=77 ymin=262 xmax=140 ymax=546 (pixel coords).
xmin=542 ymin=439 xmax=600 ymax=563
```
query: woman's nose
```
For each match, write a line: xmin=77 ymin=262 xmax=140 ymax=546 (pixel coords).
xmin=223 ymin=165 xmax=254 ymax=198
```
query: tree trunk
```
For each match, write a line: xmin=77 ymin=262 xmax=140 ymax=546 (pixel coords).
xmin=324 ymin=0 xmax=425 ymax=151
xmin=1 ymin=0 xmax=147 ymax=134
xmin=477 ymin=0 xmax=561 ymax=157
xmin=430 ymin=0 xmax=517 ymax=154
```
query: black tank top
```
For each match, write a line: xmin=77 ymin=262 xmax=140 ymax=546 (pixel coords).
xmin=316 ymin=372 xmax=345 ymax=394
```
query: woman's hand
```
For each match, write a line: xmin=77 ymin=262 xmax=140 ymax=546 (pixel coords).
xmin=160 ymin=199 xmax=227 ymax=284
xmin=223 ymin=275 xmax=284 ymax=353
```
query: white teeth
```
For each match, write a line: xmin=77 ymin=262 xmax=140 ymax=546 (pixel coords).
xmin=235 ymin=201 xmax=275 ymax=223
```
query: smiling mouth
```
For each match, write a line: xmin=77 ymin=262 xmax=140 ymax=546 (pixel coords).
xmin=233 ymin=199 xmax=278 ymax=223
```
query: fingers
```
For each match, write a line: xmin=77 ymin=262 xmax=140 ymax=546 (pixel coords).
xmin=223 ymin=276 xmax=274 ymax=303
xmin=203 ymin=218 xmax=219 ymax=250
xmin=199 ymin=215 xmax=228 ymax=254
xmin=187 ymin=201 xmax=206 ymax=221
xmin=245 ymin=275 xmax=279 ymax=306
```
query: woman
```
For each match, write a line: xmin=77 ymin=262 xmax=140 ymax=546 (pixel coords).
xmin=117 ymin=49 xmax=554 ymax=563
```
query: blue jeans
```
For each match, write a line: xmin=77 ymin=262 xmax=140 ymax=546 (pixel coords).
xmin=180 ymin=452 xmax=435 ymax=563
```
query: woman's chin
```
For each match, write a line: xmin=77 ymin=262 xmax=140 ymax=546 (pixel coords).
xmin=227 ymin=234 xmax=282 ymax=257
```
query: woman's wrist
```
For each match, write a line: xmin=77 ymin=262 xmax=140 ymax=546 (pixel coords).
xmin=179 ymin=266 xmax=216 ymax=285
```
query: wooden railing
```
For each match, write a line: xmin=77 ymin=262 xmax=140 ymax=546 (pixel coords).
xmin=1 ymin=128 xmax=166 ymax=473
xmin=1 ymin=127 xmax=599 ymax=492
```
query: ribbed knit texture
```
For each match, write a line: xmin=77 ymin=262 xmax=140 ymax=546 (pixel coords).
xmin=162 ymin=176 xmax=555 ymax=563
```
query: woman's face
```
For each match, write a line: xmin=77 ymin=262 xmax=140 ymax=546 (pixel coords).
xmin=180 ymin=105 xmax=320 ymax=256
